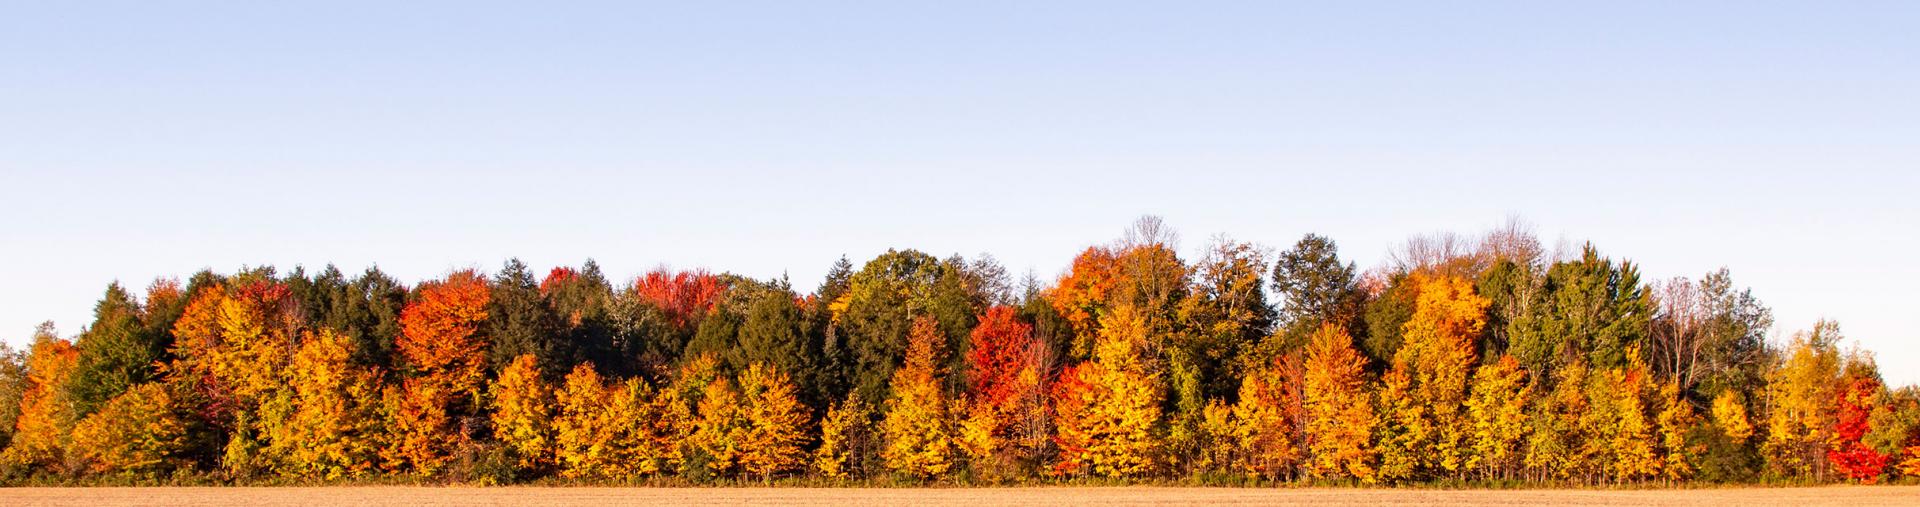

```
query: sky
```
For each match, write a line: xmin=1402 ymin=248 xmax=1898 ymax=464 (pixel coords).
xmin=2 ymin=2 xmax=1916 ymax=383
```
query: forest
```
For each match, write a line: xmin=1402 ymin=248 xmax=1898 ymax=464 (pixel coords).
xmin=0 ymin=217 xmax=1913 ymax=486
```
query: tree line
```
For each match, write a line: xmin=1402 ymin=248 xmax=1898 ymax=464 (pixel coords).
xmin=0 ymin=217 xmax=1914 ymax=485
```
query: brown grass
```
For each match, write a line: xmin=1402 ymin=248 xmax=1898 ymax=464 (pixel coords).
xmin=3 ymin=485 xmax=1918 ymax=507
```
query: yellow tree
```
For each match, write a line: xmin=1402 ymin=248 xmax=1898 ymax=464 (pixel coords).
xmin=1654 ymin=380 xmax=1700 ymax=482
xmin=68 ymin=383 xmax=186 ymax=476
xmin=1302 ymin=323 xmax=1376 ymax=481
xmin=1587 ymin=351 xmax=1658 ymax=483
xmin=1524 ymin=360 xmax=1592 ymax=482
xmin=489 ymin=353 xmax=553 ymax=474
xmin=0 ymin=329 xmax=79 ymax=472
xmin=602 ymin=377 xmax=666 ymax=478
xmin=275 ymin=328 xmax=384 ymax=478
xmin=738 ymin=362 xmax=810 ymax=481
xmin=1052 ymin=304 xmax=1164 ymax=478
xmin=1386 ymin=273 xmax=1487 ymax=478
xmin=1234 ymin=353 xmax=1300 ymax=479
xmin=552 ymin=363 xmax=607 ymax=479
xmin=1762 ymin=321 xmax=1842 ymax=479
xmin=881 ymin=317 xmax=957 ymax=479
xmin=1710 ymin=388 xmax=1754 ymax=442
xmin=690 ymin=375 xmax=747 ymax=478
xmin=814 ymin=393 xmax=875 ymax=480
xmin=1464 ymin=354 xmax=1529 ymax=481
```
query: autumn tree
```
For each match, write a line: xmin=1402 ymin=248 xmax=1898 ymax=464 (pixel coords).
xmin=1829 ymin=375 xmax=1889 ymax=482
xmin=814 ymin=393 xmax=876 ymax=480
xmin=1235 ymin=353 xmax=1302 ymax=480
xmin=1050 ymin=247 xmax=1121 ymax=359
xmin=1463 ymin=355 xmax=1529 ymax=481
xmin=1763 ymin=320 xmax=1843 ymax=480
xmin=689 ymin=374 xmax=746 ymax=479
xmin=489 ymin=353 xmax=553 ymax=475
xmin=737 ymin=362 xmax=810 ymax=481
xmin=1052 ymin=304 xmax=1163 ymax=478
xmin=1302 ymin=323 xmax=1376 ymax=481
xmin=1655 ymin=380 xmax=1700 ymax=482
xmin=0 ymin=327 xmax=80 ymax=472
xmin=1378 ymin=273 xmax=1487 ymax=480
xmin=1586 ymin=351 xmax=1659 ymax=483
xmin=387 ymin=270 xmax=491 ymax=476
xmin=0 ymin=341 xmax=26 ymax=452
xmin=552 ymin=363 xmax=608 ymax=479
xmin=68 ymin=383 xmax=186 ymax=476
xmin=881 ymin=318 xmax=957 ymax=479
xmin=272 ymin=328 xmax=384 ymax=478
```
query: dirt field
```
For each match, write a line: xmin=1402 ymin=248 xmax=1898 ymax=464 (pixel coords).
xmin=3 ymin=485 xmax=1917 ymax=507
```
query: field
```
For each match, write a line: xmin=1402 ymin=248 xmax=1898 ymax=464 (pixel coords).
xmin=3 ymin=486 xmax=1918 ymax=507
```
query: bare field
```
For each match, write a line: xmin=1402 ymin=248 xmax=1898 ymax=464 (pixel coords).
xmin=3 ymin=485 xmax=1917 ymax=507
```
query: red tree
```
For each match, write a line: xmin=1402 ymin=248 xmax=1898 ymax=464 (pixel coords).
xmin=966 ymin=306 xmax=1036 ymax=407
xmin=1828 ymin=376 xmax=1888 ymax=482
xmin=631 ymin=268 xmax=726 ymax=327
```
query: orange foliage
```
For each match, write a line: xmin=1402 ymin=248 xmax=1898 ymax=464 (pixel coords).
xmin=632 ymin=268 xmax=727 ymax=326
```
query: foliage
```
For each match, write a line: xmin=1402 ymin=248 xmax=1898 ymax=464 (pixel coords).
xmin=881 ymin=318 xmax=957 ymax=479
xmin=68 ymin=383 xmax=185 ymax=476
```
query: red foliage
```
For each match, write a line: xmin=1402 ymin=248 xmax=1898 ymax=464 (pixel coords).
xmin=1048 ymin=363 xmax=1093 ymax=476
xmin=1828 ymin=376 xmax=1888 ymax=483
xmin=540 ymin=267 xmax=579 ymax=295
xmin=966 ymin=306 xmax=1035 ymax=407
xmin=631 ymin=268 xmax=726 ymax=326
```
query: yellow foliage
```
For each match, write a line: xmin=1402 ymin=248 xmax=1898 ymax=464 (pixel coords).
xmin=490 ymin=353 xmax=553 ymax=473
xmin=881 ymin=318 xmax=957 ymax=479
xmin=273 ymin=329 xmax=384 ymax=479
xmin=0 ymin=333 xmax=79 ymax=472
xmin=68 ymin=383 xmax=185 ymax=476
xmin=1382 ymin=273 xmax=1487 ymax=479
xmin=1710 ymin=389 xmax=1753 ymax=441
xmin=1654 ymin=380 xmax=1700 ymax=482
xmin=1762 ymin=322 xmax=1842 ymax=478
xmin=1586 ymin=352 xmax=1658 ymax=483
xmin=737 ymin=363 xmax=810 ymax=481
xmin=1463 ymin=355 xmax=1529 ymax=481
xmin=553 ymin=363 xmax=608 ymax=479
xmin=1303 ymin=324 xmax=1377 ymax=482
xmin=814 ymin=394 xmax=874 ymax=480
xmin=1052 ymin=305 xmax=1163 ymax=479
xmin=1233 ymin=356 xmax=1299 ymax=480
xmin=691 ymin=375 xmax=746 ymax=477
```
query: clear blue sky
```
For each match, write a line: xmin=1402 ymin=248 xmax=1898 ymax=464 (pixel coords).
xmin=3 ymin=2 xmax=1916 ymax=383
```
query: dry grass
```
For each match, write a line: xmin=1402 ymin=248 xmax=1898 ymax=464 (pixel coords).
xmin=3 ymin=485 xmax=1918 ymax=507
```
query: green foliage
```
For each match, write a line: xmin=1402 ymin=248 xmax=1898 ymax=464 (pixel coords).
xmin=1270 ymin=234 xmax=1362 ymax=346
xmin=488 ymin=259 xmax=565 ymax=378
xmin=835 ymin=250 xmax=979 ymax=404
xmin=1508 ymin=244 xmax=1651 ymax=376
xmin=68 ymin=283 xmax=169 ymax=419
